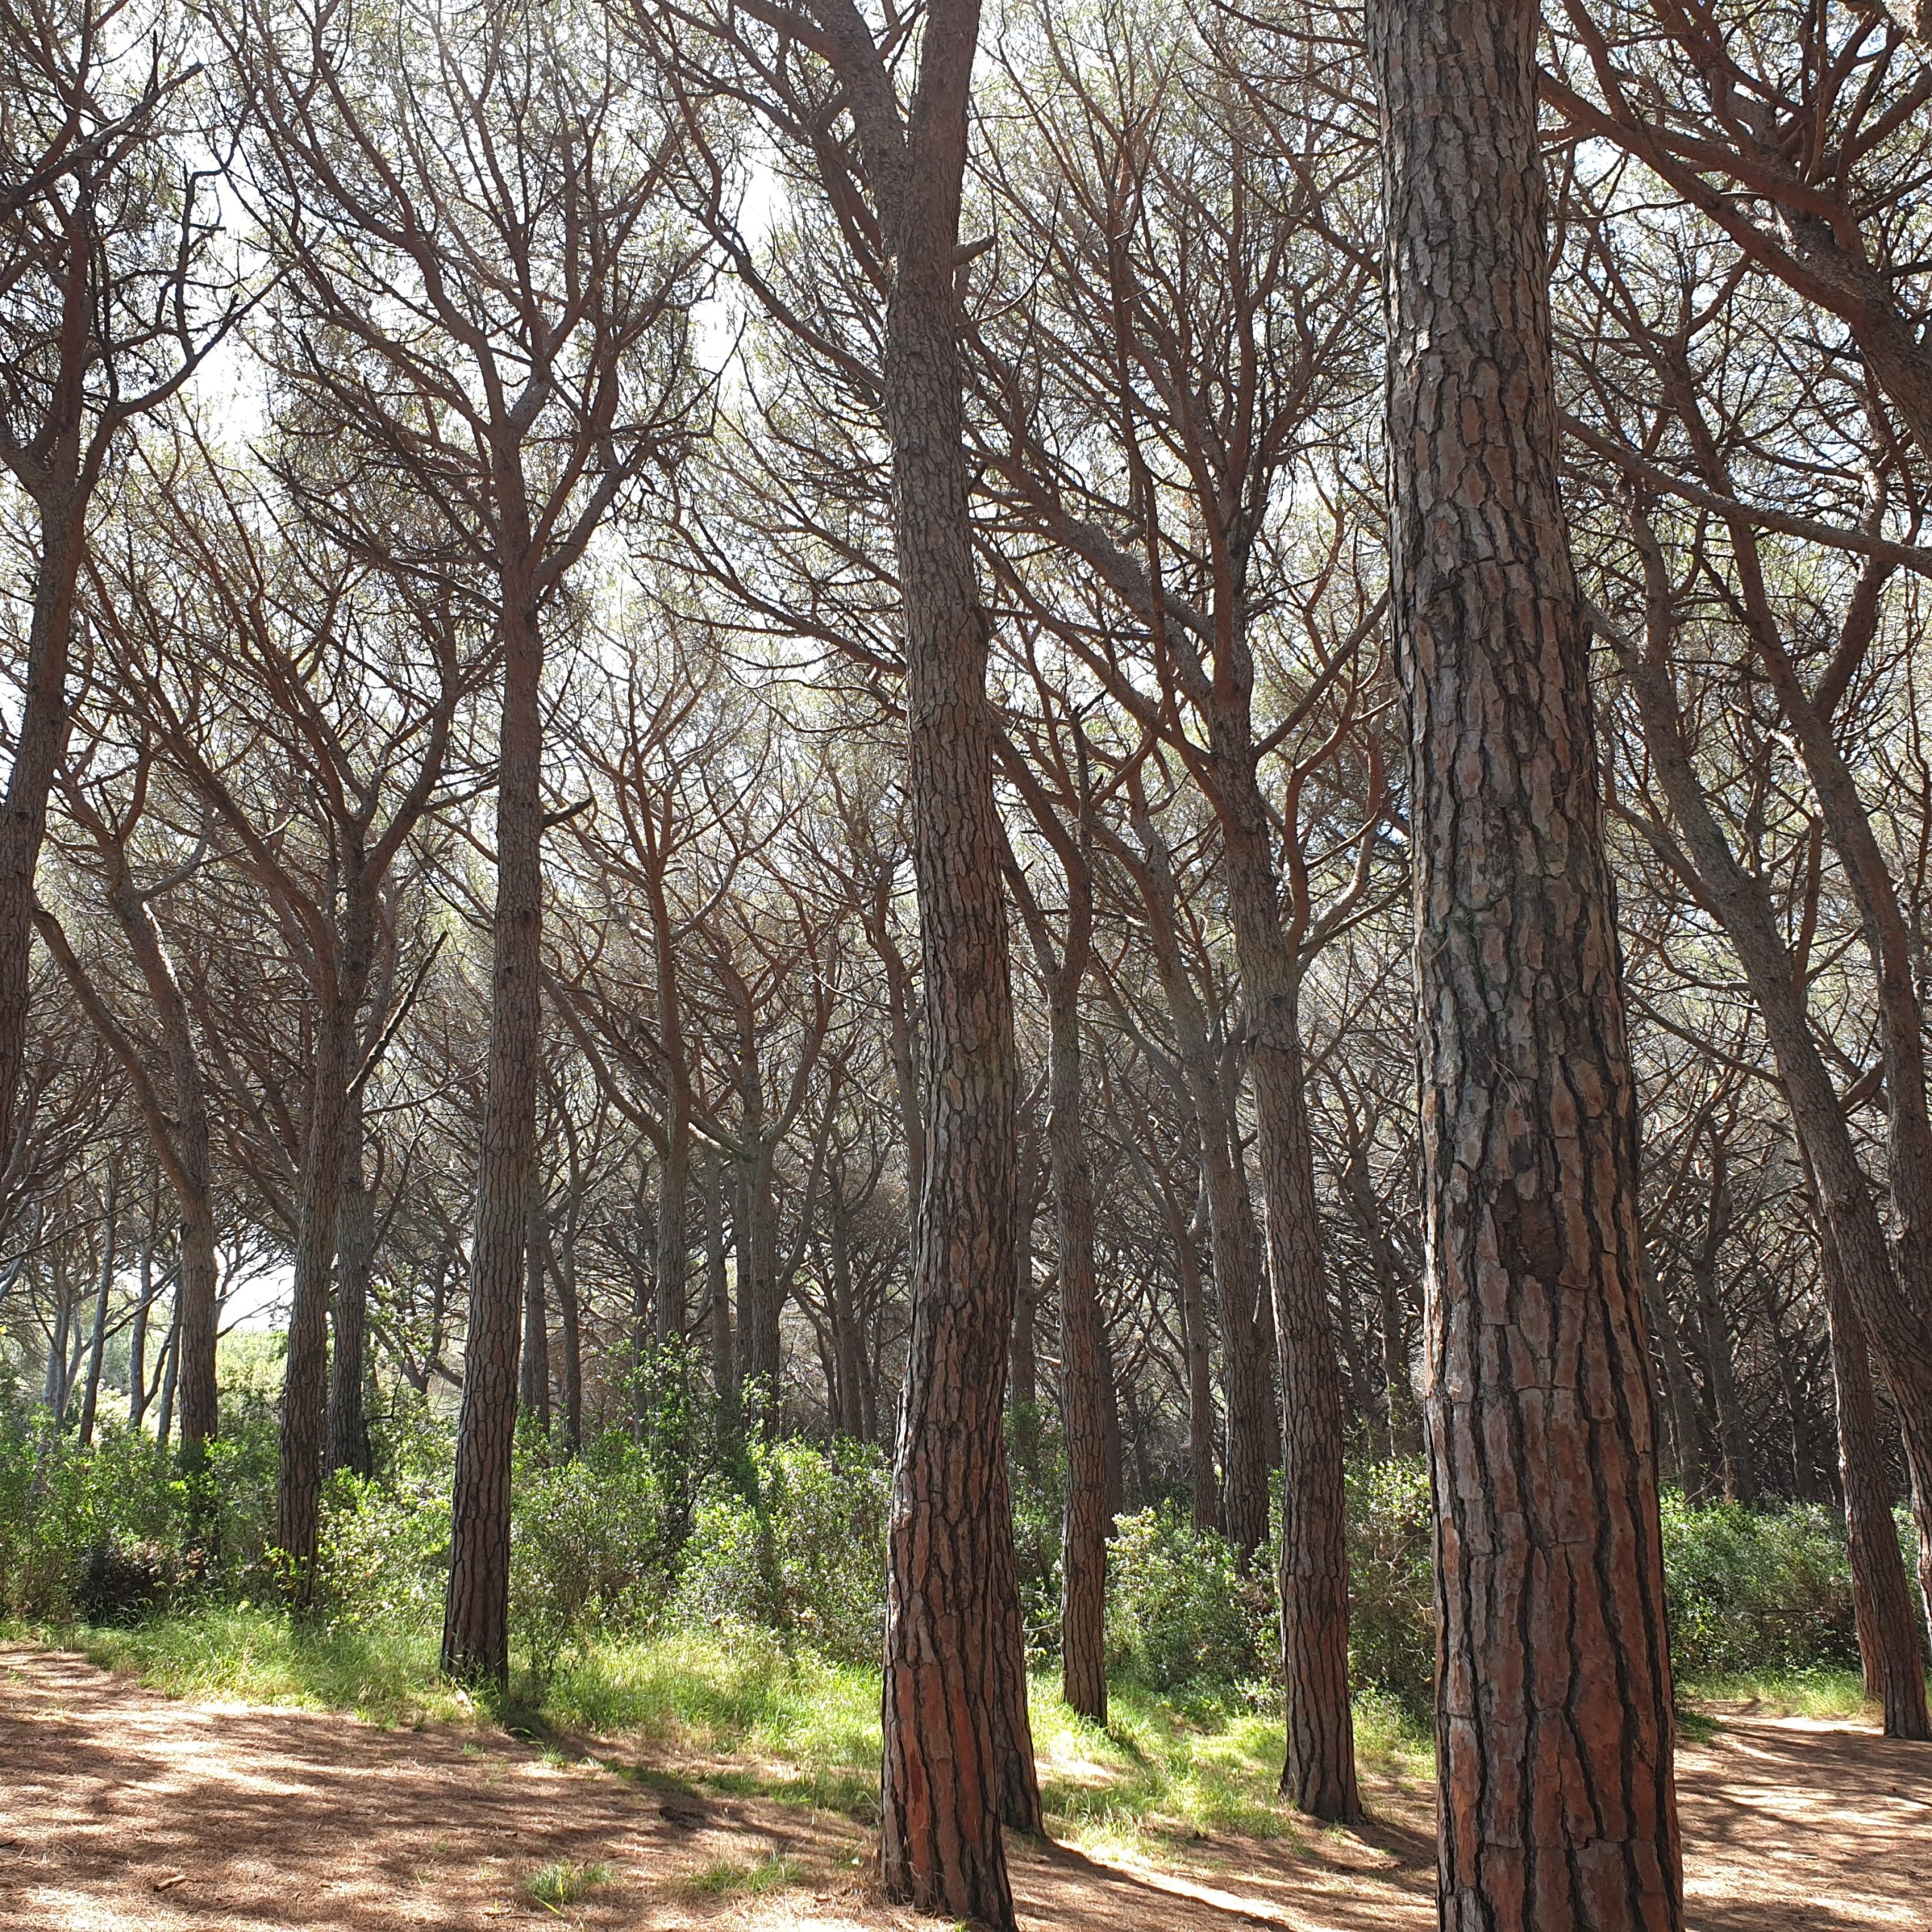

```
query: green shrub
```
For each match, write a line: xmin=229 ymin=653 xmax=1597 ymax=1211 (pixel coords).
xmin=1660 ymin=1492 xmax=1861 ymax=1676
xmin=1345 ymin=1457 xmax=1435 ymax=1721
xmin=673 ymin=1438 xmax=890 ymax=1662
xmin=1106 ymin=1504 xmax=1272 ymax=1692
xmin=511 ymin=1432 xmax=675 ymax=1679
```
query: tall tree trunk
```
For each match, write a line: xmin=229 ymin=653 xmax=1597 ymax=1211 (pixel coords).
xmin=1376 ymin=3 xmax=1685 ymax=1924
xmin=656 ymin=1137 xmax=688 ymax=1346
xmin=1126 ymin=804 xmax=1272 ymax=1559
xmin=875 ymin=2 xmax=1036 ymax=1915
xmin=1688 ymin=1146 xmax=1752 ymax=1503
xmin=1010 ymin=1116 xmax=1039 ymax=1414
xmin=1176 ymin=1185 xmax=1220 ymax=1533
xmin=75 ymin=1167 xmax=118 ymax=1450
xmin=328 ymin=1109 xmax=377 ymax=1478
xmin=128 ymin=1240 xmax=153 ymax=1432
xmin=1817 ymin=1204 xmax=1930 ymax=1739
xmin=444 ymin=588 xmax=543 ymax=1687
xmin=545 ymin=1215 xmax=583 ymax=1457
xmin=829 ymin=1201 xmax=864 ymax=1438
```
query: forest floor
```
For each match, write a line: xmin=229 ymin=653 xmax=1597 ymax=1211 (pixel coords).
xmin=2 ymin=1641 xmax=1929 ymax=1932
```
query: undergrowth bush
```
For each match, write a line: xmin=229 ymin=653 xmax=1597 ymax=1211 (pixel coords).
xmin=1 ymin=1374 xmax=1900 ymax=1719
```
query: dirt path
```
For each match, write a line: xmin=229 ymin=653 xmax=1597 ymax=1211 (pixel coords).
xmin=2 ymin=1644 xmax=1928 ymax=1931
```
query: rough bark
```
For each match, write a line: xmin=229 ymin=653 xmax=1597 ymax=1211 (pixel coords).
xmin=444 ymin=587 xmax=543 ymax=1687
xmin=1374 ymin=2 xmax=1685 ymax=1924
xmin=865 ymin=0 xmax=1035 ymax=1915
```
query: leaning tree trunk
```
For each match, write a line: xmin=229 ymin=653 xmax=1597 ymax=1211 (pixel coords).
xmin=1615 ymin=541 xmax=1932 ymax=1671
xmin=0 ymin=497 xmax=85 ymax=1158
xmin=1374 ymin=3 xmax=1685 ymax=1926
xmin=1818 ymin=1211 xmax=1930 ymax=1739
xmin=875 ymin=3 xmax=1037 ymax=1917
xmin=444 ymin=585 xmax=543 ymax=1687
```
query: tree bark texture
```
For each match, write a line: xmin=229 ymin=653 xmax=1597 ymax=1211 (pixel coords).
xmin=444 ymin=590 xmax=543 ymax=1686
xmin=1375 ymin=3 xmax=1685 ymax=1925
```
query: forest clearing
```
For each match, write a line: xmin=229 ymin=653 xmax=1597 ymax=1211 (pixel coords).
xmin=5 ymin=1641 xmax=1930 ymax=1932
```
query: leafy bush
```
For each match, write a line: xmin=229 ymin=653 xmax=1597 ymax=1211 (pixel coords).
xmin=1345 ymin=1457 xmax=1435 ymax=1721
xmin=75 ymin=1537 xmax=177 ymax=1624
xmin=674 ymin=1438 xmax=890 ymax=1662
xmin=1660 ymin=1493 xmax=1862 ymax=1676
xmin=1106 ymin=1504 xmax=1272 ymax=1692
xmin=512 ymin=1432 xmax=675 ymax=1679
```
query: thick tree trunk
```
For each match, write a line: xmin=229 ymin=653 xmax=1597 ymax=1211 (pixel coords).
xmin=328 ymin=1111 xmax=377 ymax=1478
xmin=1818 ymin=1212 xmax=1930 ymax=1739
xmin=1375 ymin=3 xmax=1685 ymax=1924
xmin=444 ymin=589 xmax=543 ymax=1687
xmin=1045 ymin=980 xmax=1108 ymax=1723
xmin=875 ymin=3 xmax=1036 ymax=1915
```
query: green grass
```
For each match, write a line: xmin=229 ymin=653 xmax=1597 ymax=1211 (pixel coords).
xmin=56 ymin=1604 xmax=469 ymax=1727
xmin=1677 ymin=1666 xmax=1878 ymax=1724
xmin=525 ymin=1859 xmax=611 ymax=1907
xmin=681 ymin=1851 xmax=804 ymax=1897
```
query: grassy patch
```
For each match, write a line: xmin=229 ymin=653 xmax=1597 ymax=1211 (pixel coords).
xmin=682 ymin=1852 xmax=804 ymax=1897
xmin=525 ymin=1859 xmax=612 ymax=1907
xmin=1677 ymin=1667 xmax=1879 ymax=1724
xmin=55 ymin=1604 xmax=467 ymax=1728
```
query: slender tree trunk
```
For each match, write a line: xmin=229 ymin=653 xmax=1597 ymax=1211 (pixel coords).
xmin=830 ymin=1201 xmax=864 ymax=1438
xmin=1174 ymin=1186 xmax=1220 ymax=1534
xmin=521 ymin=1179 xmax=551 ymax=1433
xmin=445 ymin=586 xmax=543 ymax=1687
xmin=75 ymin=1168 xmax=118 ymax=1448
xmin=155 ymin=1295 xmax=179 ymax=1452
xmin=1011 ymin=1117 xmax=1039 ymax=1414
xmin=544 ymin=1216 xmax=582 ymax=1457
xmin=1128 ymin=808 xmax=1272 ymax=1558
xmin=657 ymin=1136 xmax=688 ymax=1346
xmin=1614 ymin=546 xmax=1932 ymax=1668
xmin=129 ymin=1241 xmax=153 ymax=1432
xmin=1376 ymin=3 xmax=1684 ymax=1921
xmin=1216 ymin=785 xmax=1358 ymax=1820
xmin=1642 ymin=1258 xmax=1706 ymax=1499
xmin=1818 ymin=1208 xmax=1930 ymax=1739
xmin=278 ymin=1001 xmax=357 ymax=1598
xmin=1688 ymin=1150 xmax=1752 ymax=1502
xmin=1045 ymin=980 xmax=1107 ymax=1723
xmin=328 ymin=1109 xmax=377 ymax=1478
xmin=704 ymin=1149 xmax=736 ymax=1437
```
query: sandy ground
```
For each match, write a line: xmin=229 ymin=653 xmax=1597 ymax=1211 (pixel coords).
xmin=2 ymin=1643 xmax=1929 ymax=1930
